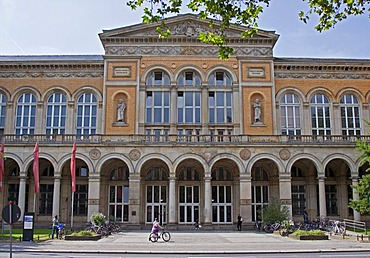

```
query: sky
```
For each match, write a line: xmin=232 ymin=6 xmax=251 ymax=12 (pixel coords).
xmin=0 ymin=0 xmax=369 ymax=58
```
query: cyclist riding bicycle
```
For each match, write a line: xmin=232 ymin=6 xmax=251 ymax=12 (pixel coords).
xmin=151 ymin=218 xmax=162 ymax=236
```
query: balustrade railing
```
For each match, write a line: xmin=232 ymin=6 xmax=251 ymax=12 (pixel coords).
xmin=0 ymin=134 xmax=366 ymax=145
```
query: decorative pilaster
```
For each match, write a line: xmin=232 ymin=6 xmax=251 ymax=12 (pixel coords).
xmin=52 ymin=175 xmax=61 ymax=218
xmin=204 ymin=176 xmax=212 ymax=224
xmin=317 ymin=174 xmax=327 ymax=217
xmin=18 ymin=175 xmax=27 ymax=221
xmin=351 ymin=174 xmax=361 ymax=221
xmin=279 ymin=173 xmax=292 ymax=219
xmin=168 ymin=176 xmax=176 ymax=224
xmin=128 ymin=174 xmax=141 ymax=224
xmin=239 ymin=174 xmax=252 ymax=222
xmin=87 ymin=174 xmax=101 ymax=221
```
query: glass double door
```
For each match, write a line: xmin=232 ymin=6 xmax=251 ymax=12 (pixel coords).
xmin=179 ymin=185 xmax=199 ymax=224
xmin=146 ymin=185 xmax=167 ymax=225
xmin=252 ymin=185 xmax=269 ymax=222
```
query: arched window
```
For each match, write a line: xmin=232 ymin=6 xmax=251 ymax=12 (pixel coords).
xmin=310 ymin=93 xmax=331 ymax=136
xmin=109 ymin=166 xmax=129 ymax=181
xmin=208 ymin=71 xmax=233 ymax=124
xmin=146 ymin=167 xmax=168 ymax=181
xmin=46 ymin=92 xmax=67 ymax=135
xmin=0 ymin=93 xmax=6 ymax=134
xmin=208 ymin=71 xmax=232 ymax=86
xmin=280 ymin=93 xmax=301 ymax=135
xmin=146 ymin=71 xmax=170 ymax=86
xmin=177 ymin=71 xmax=201 ymax=86
xmin=15 ymin=93 xmax=36 ymax=135
xmin=211 ymin=167 xmax=233 ymax=181
xmin=76 ymin=93 xmax=97 ymax=136
xmin=340 ymin=94 xmax=360 ymax=135
xmin=178 ymin=167 xmax=200 ymax=181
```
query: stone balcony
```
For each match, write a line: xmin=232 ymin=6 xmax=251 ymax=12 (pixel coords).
xmin=0 ymin=134 xmax=367 ymax=146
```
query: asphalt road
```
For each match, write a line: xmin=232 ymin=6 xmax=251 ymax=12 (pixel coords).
xmin=1 ymin=230 xmax=370 ymax=256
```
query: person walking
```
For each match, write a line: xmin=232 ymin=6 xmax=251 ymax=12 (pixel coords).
xmin=237 ymin=214 xmax=243 ymax=231
xmin=51 ymin=215 xmax=59 ymax=239
xmin=303 ymin=207 xmax=309 ymax=224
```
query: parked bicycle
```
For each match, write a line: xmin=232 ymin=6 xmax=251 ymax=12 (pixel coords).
xmin=263 ymin=221 xmax=281 ymax=233
xmin=328 ymin=220 xmax=346 ymax=236
xmin=149 ymin=228 xmax=171 ymax=242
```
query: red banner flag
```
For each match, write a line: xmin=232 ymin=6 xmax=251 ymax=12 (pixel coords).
xmin=33 ymin=141 xmax=40 ymax=193
xmin=0 ymin=140 xmax=4 ymax=192
xmin=70 ymin=141 xmax=76 ymax=192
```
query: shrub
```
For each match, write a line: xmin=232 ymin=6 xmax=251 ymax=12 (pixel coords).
xmin=261 ymin=198 xmax=289 ymax=223
xmin=292 ymin=230 xmax=325 ymax=236
xmin=71 ymin=230 xmax=97 ymax=237
xmin=90 ymin=212 xmax=106 ymax=226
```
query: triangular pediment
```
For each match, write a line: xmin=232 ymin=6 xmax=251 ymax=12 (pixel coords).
xmin=99 ymin=13 xmax=278 ymax=41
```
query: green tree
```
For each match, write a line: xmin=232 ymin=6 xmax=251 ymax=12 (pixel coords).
xmin=261 ymin=198 xmax=289 ymax=223
xmin=127 ymin=0 xmax=370 ymax=59
xmin=349 ymin=134 xmax=370 ymax=214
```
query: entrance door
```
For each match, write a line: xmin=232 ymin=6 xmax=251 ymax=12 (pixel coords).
xmin=179 ymin=185 xmax=199 ymax=224
xmin=108 ymin=185 xmax=129 ymax=222
xmin=146 ymin=185 xmax=167 ymax=224
xmin=252 ymin=185 xmax=269 ymax=222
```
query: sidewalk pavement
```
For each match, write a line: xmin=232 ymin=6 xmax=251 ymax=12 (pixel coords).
xmin=1 ymin=230 xmax=370 ymax=255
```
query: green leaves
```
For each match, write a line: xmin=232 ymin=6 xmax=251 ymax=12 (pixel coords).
xmin=127 ymin=0 xmax=370 ymax=59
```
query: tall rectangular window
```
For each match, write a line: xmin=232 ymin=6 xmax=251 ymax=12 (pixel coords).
xmin=15 ymin=93 xmax=36 ymax=135
xmin=73 ymin=184 xmax=88 ymax=215
xmin=177 ymin=92 xmax=201 ymax=123
xmin=46 ymin=93 xmax=67 ymax=135
xmin=292 ymin=185 xmax=306 ymax=215
xmin=76 ymin=93 xmax=97 ymax=137
xmin=0 ymin=94 xmax=6 ymax=134
xmin=146 ymin=91 xmax=170 ymax=123
xmin=209 ymin=92 xmax=232 ymax=123
xmin=39 ymin=184 xmax=54 ymax=214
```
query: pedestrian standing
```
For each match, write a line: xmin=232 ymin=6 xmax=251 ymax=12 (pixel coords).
xmin=51 ymin=215 xmax=59 ymax=239
xmin=303 ymin=207 xmax=309 ymax=224
xmin=237 ymin=214 xmax=243 ymax=231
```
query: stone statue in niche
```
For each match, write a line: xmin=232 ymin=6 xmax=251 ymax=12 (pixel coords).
xmin=117 ymin=99 xmax=126 ymax=122
xmin=253 ymin=98 xmax=262 ymax=123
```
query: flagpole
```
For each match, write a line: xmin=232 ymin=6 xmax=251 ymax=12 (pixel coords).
xmin=71 ymin=193 xmax=74 ymax=229
xmin=33 ymin=193 xmax=36 ymax=212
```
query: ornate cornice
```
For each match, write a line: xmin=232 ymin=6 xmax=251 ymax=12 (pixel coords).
xmin=105 ymin=45 xmax=273 ymax=57
xmin=0 ymin=63 xmax=104 ymax=78
xmin=274 ymin=72 xmax=370 ymax=80
xmin=274 ymin=60 xmax=370 ymax=80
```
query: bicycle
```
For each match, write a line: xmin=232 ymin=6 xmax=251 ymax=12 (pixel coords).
xmin=149 ymin=228 xmax=171 ymax=242
xmin=328 ymin=220 xmax=346 ymax=236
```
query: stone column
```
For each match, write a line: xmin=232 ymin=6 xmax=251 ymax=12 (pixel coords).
xmin=4 ymin=102 xmax=13 ymax=134
xmin=52 ymin=176 xmax=61 ymax=217
xmin=302 ymin=102 xmax=310 ymax=135
xmin=87 ymin=174 xmax=100 ymax=221
xmin=170 ymin=85 xmax=177 ymax=134
xmin=351 ymin=175 xmax=361 ymax=221
xmin=362 ymin=104 xmax=369 ymax=134
xmin=239 ymin=174 xmax=252 ymax=222
xmin=232 ymin=85 xmax=241 ymax=134
xmin=66 ymin=101 xmax=75 ymax=134
xmin=18 ymin=175 xmax=27 ymax=221
xmin=279 ymin=173 xmax=292 ymax=219
xmin=168 ymin=176 xmax=176 ymax=224
xmin=203 ymin=176 xmax=212 ymax=224
xmin=35 ymin=101 xmax=44 ymax=134
xmin=332 ymin=102 xmax=341 ymax=135
xmin=128 ymin=174 xmax=141 ymax=225
xmin=318 ymin=174 xmax=327 ymax=217
xmin=201 ymin=86 xmax=209 ymax=134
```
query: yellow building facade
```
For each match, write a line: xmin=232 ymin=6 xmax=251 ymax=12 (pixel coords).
xmin=0 ymin=14 xmax=370 ymax=229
